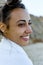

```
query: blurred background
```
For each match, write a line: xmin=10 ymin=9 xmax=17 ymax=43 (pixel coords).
xmin=0 ymin=0 xmax=43 ymax=65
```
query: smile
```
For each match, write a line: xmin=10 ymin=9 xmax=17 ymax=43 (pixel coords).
xmin=20 ymin=36 xmax=29 ymax=41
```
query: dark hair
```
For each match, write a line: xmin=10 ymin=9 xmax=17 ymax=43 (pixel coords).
xmin=2 ymin=0 xmax=25 ymax=24
xmin=0 ymin=6 xmax=2 ymax=21
xmin=0 ymin=0 xmax=25 ymax=35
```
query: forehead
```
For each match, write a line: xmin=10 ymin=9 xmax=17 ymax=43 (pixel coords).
xmin=10 ymin=8 xmax=31 ymax=20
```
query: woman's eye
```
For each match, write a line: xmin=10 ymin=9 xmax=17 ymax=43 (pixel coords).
xmin=28 ymin=22 xmax=32 ymax=25
xmin=28 ymin=20 xmax=32 ymax=25
xmin=18 ymin=23 xmax=25 ymax=27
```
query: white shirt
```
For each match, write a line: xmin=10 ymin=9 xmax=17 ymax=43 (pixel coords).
xmin=0 ymin=37 xmax=33 ymax=65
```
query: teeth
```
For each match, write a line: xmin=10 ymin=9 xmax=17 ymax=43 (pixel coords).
xmin=23 ymin=36 xmax=29 ymax=38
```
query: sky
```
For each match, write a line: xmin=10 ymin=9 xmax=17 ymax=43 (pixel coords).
xmin=22 ymin=0 xmax=43 ymax=16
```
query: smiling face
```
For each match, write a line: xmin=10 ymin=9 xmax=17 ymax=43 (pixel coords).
xmin=4 ymin=8 xmax=32 ymax=46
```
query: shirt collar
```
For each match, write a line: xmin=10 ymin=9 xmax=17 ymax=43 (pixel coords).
xmin=1 ymin=37 xmax=24 ymax=53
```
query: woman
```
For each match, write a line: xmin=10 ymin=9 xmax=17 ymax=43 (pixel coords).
xmin=0 ymin=0 xmax=33 ymax=65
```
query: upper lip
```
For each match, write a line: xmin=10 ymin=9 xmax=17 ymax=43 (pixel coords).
xmin=21 ymin=34 xmax=30 ymax=37
xmin=20 ymin=35 xmax=30 ymax=38
xmin=23 ymin=36 xmax=29 ymax=38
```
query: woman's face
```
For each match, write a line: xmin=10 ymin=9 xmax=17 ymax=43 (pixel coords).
xmin=6 ymin=8 xmax=32 ymax=46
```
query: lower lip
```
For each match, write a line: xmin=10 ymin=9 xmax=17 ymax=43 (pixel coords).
xmin=21 ymin=37 xmax=29 ymax=41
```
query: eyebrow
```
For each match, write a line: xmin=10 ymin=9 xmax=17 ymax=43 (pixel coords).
xmin=17 ymin=19 xmax=31 ymax=23
xmin=17 ymin=20 xmax=26 ymax=23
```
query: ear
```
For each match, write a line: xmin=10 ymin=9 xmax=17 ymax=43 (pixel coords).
xmin=0 ymin=22 xmax=7 ymax=33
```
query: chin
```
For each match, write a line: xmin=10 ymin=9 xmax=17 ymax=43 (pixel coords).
xmin=20 ymin=42 xmax=29 ymax=46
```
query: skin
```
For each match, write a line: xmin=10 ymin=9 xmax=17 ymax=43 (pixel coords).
xmin=0 ymin=8 xmax=32 ymax=46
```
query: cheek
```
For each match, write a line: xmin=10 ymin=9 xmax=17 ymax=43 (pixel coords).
xmin=15 ymin=28 xmax=25 ymax=36
xmin=9 ymin=27 xmax=25 ymax=37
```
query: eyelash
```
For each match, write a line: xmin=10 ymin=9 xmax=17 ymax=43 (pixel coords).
xmin=18 ymin=23 xmax=25 ymax=27
xmin=18 ymin=22 xmax=32 ymax=27
xmin=28 ymin=22 xmax=32 ymax=25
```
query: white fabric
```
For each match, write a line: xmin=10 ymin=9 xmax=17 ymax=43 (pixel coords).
xmin=0 ymin=37 xmax=33 ymax=65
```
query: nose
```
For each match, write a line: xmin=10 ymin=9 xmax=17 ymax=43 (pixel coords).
xmin=25 ymin=25 xmax=32 ymax=34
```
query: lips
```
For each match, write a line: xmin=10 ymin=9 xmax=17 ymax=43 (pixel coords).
xmin=20 ymin=36 xmax=30 ymax=41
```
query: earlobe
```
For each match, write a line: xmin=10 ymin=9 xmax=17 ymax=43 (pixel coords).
xmin=0 ymin=22 xmax=7 ymax=33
